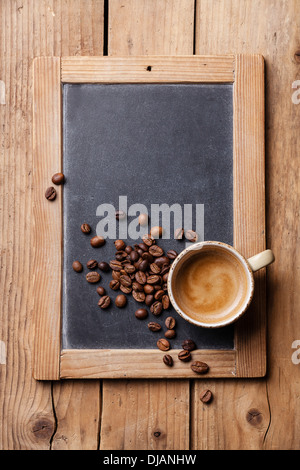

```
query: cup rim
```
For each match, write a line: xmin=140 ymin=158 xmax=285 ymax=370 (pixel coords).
xmin=167 ymin=241 xmax=255 ymax=328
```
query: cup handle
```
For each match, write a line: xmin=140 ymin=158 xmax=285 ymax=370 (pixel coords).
xmin=247 ymin=249 xmax=275 ymax=273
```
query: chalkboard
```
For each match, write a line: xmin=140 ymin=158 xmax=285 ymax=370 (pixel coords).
xmin=62 ymin=83 xmax=234 ymax=350
xmin=33 ymin=56 xmax=266 ymax=379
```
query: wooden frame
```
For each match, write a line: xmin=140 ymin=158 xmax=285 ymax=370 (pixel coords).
xmin=32 ymin=55 xmax=265 ymax=380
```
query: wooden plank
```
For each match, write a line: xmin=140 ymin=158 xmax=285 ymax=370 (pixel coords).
xmin=32 ymin=57 xmax=62 ymax=381
xmin=193 ymin=0 xmax=300 ymax=450
xmin=100 ymin=380 xmax=190 ymax=450
xmin=108 ymin=0 xmax=195 ymax=56
xmin=0 ymin=0 xmax=103 ymax=450
xmin=99 ymin=0 xmax=195 ymax=451
xmin=60 ymin=349 xmax=236 ymax=379
xmin=233 ymin=54 xmax=266 ymax=377
xmin=61 ymin=55 xmax=235 ymax=83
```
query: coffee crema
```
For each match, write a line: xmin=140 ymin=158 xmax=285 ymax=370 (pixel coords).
xmin=173 ymin=248 xmax=249 ymax=325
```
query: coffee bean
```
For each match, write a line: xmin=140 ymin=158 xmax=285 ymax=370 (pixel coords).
xmin=132 ymin=290 xmax=146 ymax=303
xmin=162 ymin=272 xmax=169 ymax=282
xmin=165 ymin=316 xmax=176 ymax=329
xmin=150 ymin=301 xmax=163 ymax=316
xmin=51 ymin=172 xmax=65 ymax=185
xmin=155 ymin=256 xmax=170 ymax=268
xmin=109 ymin=279 xmax=120 ymax=290
xmin=154 ymin=289 xmax=164 ymax=301
xmin=174 ymin=227 xmax=184 ymax=240
xmin=178 ymin=350 xmax=191 ymax=362
xmin=148 ymin=322 xmax=161 ymax=332
xmin=163 ymin=355 xmax=173 ymax=367
xmin=109 ymin=260 xmax=123 ymax=271
xmin=115 ymin=294 xmax=127 ymax=308
xmin=86 ymin=259 xmax=98 ymax=269
xmin=72 ymin=260 xmax=83 ymax=273
xmin=138 ymin=213 xmax=149 ymax=226
xmin=112 ymin=270 xmax=121 ymax=280
xmin=142 ymin=234 xmax=155 ymax=246
xmin=167 ymin=250 xmax=178 ymax=260
xmin=125 ymin=245 xmax=133 ymax=254
xmin=90 ymin=236 xmax=105 ymax=248
xmin=199 ymin=389 xmax=213 ymax=404
xmin=149 ymin=245 xmax=164 ymax=257
xmin=120 ymin=284 xmax=132 ymax=294
xmin=162 ymin=295 xmax=170 ymax=310
xmin=160 ymin=265 xmax=170 ymax=276
xmin=81 ymin=223 xmax=91 ymax=234
xmin=185 ymin=230 xmax=198 ymax=242
xmin=191 ymin=361 xmax=209 ymax=374
xmin=182 ymin=339 xmax=196 ymax=351
xmin=98 ymin=261 xmax=110 ymax=272
xmin=132 ymin=281 xmax=144 ymax=292
xmin=135 ymin=308 xmax=148 ymax=320
xmin=86 ymin=271 xmax=101 ymax=283
xmin=98 ymin=295 xmax=111 ymax=309
xmin=45 ymin=186 xmax=56 ymax=201
xmin=120 ymin=274 xmax=132 ymax=287
xmin=138 ymin=259 xmax=149 ymax=272
xmin=115 ymin=250 xmax=127 ymax=261
xmin=165 ymin=329 xmax=176 ymax=339
xmin=157 ymin=338 xmax=170 ymax=351
xmin=96 ymin=286 xmax=106 ymax=296
xmin=124 ymin=264 xmax=136 ymax=274
xmin=150 ymin=226 xmax=164 ymax=238
xmin=147 ymin=274 xmax=161 ymax=285
xmin=115 ymin=239 xmax=126 ymax=251
xmin=135 ymin=271 xmax=147 ymax=285
xmin=144 ymin=284 xmax=154 ymax=295
xmin=145 ymin=294 xmax=154 ymax=306
xmin=115 ymin=210 xmax=126 ymax=220
xmin=130 ymin=251 xmax=139 ymax=262
xmin=150 ymin=263 xmax=161 ymax=274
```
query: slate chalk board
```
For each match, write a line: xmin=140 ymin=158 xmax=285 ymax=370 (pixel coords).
xmin=62 ymin=83 xmax=234 ymax=350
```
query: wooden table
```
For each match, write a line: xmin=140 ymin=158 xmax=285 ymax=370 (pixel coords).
xmin=1 ymin=0 xmax=299 ymax=450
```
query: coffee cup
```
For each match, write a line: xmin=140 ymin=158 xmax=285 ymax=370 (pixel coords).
xmin=167 ymin=241 xmax=274 ymax=328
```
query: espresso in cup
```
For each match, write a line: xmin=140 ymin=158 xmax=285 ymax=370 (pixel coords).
xmin=168 ymin=241 xmax=274 ymax=328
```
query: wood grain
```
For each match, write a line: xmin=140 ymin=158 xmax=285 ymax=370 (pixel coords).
xmin=99 ymin=0 xmax=195 ymax=450
xmin=33 ymin=57 xmax=62 ymax=381
xmin=233 ymin=54 xmax=266 ymax=377
xmin=61 ymin=55 xmax=235 ymax=82
xmin=60 ymin=349 xmax=236 ymax=379
xmin=0 ymin=0 xmax=103 ymax=450
xmin=194 ymin=0 xmax=300 ymax=450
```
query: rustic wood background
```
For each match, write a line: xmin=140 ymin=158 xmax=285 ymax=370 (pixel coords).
xmin=0 ymin=0 xmax=299 ymax=450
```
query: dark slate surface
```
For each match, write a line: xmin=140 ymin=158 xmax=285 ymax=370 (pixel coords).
xmin=62 ymin=83 xmax=234 ymax=350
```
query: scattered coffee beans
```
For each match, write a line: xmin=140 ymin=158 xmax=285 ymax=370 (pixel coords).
xmin=81 ymin=223 xmax=91 ymax=234
xmin=135 ymin=308 xmax=148 ymax=320
xmin=51 ymin=172 xmax=65 ymax=185
xmin=174 ymin=227 xmax=184 ymax=240
xmin=72 ymin=260 xmax=83 ymax=273
xmin=138 ymin=213 xmax=149 ymax=226
xmin=148 ymin=322 xmax=161 ymax=332
xmin=185 ymin=229 xmax=198 ymax=242
xmin=86 ymin=259 xmax=98 ymax=269
xmin=96 ymin=286 xmax=106 ymax=296
xmin=115 ymin=294 xmax=127 ymax=308
xmin=163 ymin=354 xmax=173 ymax=367
xmin=182 ymin=339 xmax=196 ymax=351
xmin=98 ymin=261 xmax=110 ymax=272
xmin=98 ymin=295 xmax=111 ymax=309
xmin=191 ymin=361 xmax=209 ymax=374
xmin=86 ymin=271 xmax=101 ymax=283
xmin=178 ymin=350 xmax=191 ymax=362
xmin=45 ymin=186 xmax=56 ymax=201
xmin=165 ymin=329 xmax=176 ymax=339
xmin=165 ymin=316 xmax=176 ymax=329
xmin=150 ymin=226 xmax=163 ymax=238
xmin=199 ymin=389 xmax=213 ymax=404
xmin=115 ymin=239 xmax=126 ymax=251
xmin=157 ymin=338 xmax=170 ymax=351
xmin=90 ymin=236 xmax=105 ymax=247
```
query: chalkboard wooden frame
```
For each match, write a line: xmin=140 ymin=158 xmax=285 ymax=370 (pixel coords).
xmin=32 ymin=55 xmax=265 ymax=380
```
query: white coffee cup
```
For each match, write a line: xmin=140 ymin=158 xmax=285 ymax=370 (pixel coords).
xmin=167 ymin=241 xmax=274 ymax=328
